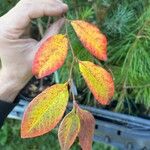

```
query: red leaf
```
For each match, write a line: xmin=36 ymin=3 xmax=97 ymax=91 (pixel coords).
xmin=21 ymin=84 xmax=69 ymax=138
xmin=71 ymin=20 xmax=107 ymax=61
xmin=58 ymin=108 xmax=80 ymax=150
xmin=76 ymin=104 xmax=95 ymax=150
xmin=32 ymin=34 xmax=68 ymax=78
xmin=79 ymin=61 xmax=114 ymax=105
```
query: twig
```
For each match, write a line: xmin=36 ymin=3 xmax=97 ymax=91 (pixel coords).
xmin=68 ymin=57 xmax=75 ymax=81
xmin=65 ymin=19 xmax=76 ymax=58
xmin=37 ymin=19 xmax=45 ymax=91
xmin=46 ymin=17 xmax=51 ymax=29
xmin=37 ymin=18 xmax=44 ymax=37
xmin=68 ymin=79 xmax=76 ymax=105
xmin=64 ymin=18 xmax=78 ymax=105
xmin=64 ymin=18 xmax=78 ymax=81
xmin=124 ymin=84 xmax=150 ymax=89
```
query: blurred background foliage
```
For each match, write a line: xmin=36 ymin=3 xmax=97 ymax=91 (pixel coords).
xmin=0 ymin=119 xmax=116 ymax=150
xmin=0 ymin=0 xmax=150 ymax=114
xmin=0 ymin=0 xmax=150 ymax=149
xmin=63 ymin=0 xmax=150 ymax=115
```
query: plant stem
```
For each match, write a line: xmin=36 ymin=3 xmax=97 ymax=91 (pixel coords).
xmin=65 ymin=19 xmax=78 ymax=58
xmin=117 ymin=84 xmax=150 ymax=89
xmin=65 ymin=18 xmax=78 ymax=81
xmin=68 ymin=57 xmax=75 ymax=81
xmin=46 ymin=17 xmax=51 ymax=29
xmin=37 ymin=18 xmax=45 ymax=91
xmin=68 ymin=79 xmax=76 ymax=105
xmin=37 ymin=18 xmax=44 ymax=37
xmin=64 ymin=18 xmax=78 ymax=105
xmin=67 ymin=41 xmax=77 ymax=104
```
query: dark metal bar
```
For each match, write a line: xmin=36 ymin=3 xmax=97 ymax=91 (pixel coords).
xmin=8 ymin=98 xmax=150 ymax=150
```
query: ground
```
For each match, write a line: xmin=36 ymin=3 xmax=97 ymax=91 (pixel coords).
xmin=0 ymin=119 xmax=117 ymax=150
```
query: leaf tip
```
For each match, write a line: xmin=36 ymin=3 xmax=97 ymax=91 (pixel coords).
xmin=103 ymin=54 xmax=108 ymax=61
xmin=20 ymin=127 xmax=29 ymax=139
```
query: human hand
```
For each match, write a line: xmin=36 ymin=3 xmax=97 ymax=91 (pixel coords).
xmin=0 ymin=0 xmax=68 ymax=102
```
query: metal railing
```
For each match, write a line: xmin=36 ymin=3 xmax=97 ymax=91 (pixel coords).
xmin=8 ymin=96 xmax=150 ymax=150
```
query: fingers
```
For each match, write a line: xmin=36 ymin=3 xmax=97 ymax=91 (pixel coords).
xmin=21 ymin=24 xmax=31 ymax=38
xmin=40 ymin=18 xmax=65 ymax=43
xmin=25 ymin=1 xmax=68 ymax=19
xmin=1 ymin=0 xmax=68 ymax=30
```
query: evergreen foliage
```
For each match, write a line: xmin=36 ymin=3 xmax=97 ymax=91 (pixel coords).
xmin=1 ymin=0 xmax=150 ymax=114
xmin=95 ymin=0 xmax=150 ymax=112
xmin=62 ymin=0 xmax=150 ymax=113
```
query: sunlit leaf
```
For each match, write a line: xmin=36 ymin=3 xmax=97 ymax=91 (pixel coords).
xmin=32 ymin=34 xmax=68 ymax=78
xmin=21 ymin=83 xmax=69 ymax=138
xmin=79 ymin=61 xmax=114 ymax=105
xmin=71 ymin=20 xmax=107 ymax=61
xmin=58 ymin=108 xmax=80 ymax=150
xmin=76 ymin=104 xmax=95 ymax=150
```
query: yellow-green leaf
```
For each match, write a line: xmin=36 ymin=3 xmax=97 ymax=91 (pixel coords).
xmin=79 ymin=61 xmax=114 ymax=105
xmin=58 ymin=109 xmax=80 ymax=150
xmin=21 ymin=84 xmax=69 ymax=138
xmin=32 ymin=34 xmax=68 ymax=78
xmin=71 ymin=20 xmax=107 ymax=61
xmin=76 ymin=105 xmax=95 ymax=150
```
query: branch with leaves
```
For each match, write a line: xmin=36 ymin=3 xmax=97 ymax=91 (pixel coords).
xmin=21 ymin=18 xmax=115 ymax=150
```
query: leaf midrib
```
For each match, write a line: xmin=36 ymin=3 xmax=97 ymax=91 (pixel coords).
xmin=80 ymin=62 xmax=108 ymax=98
xmin=28 ymin=86 xmax=67 ymax=134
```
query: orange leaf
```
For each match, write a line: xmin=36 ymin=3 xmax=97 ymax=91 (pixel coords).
xmin=32 ymin=34 xmax=68 ymax=78
xmin=71 ymin=20 xmax=107 ymax=61
xmin=79 ymin=61 xmax=114 ymax=105
xmin=21 ymin=84 xmax=69 ymax=138
xmin=58 ymin=108 xmax=80 ymax=150
xmin=76 ymin=105 xmax=95 ymax=150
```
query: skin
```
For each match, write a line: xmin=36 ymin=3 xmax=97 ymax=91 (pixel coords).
xmin=0 ymin=0 xmax=68 ymax=103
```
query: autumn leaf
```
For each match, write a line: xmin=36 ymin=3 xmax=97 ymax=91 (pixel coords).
xmin=32 ymin=34 xmax=68 ymax=78
xmin=79 ymin=61 xmax=114 ymax=105
xmin=21 ymin=84 xmax=69 ymax=138
xmin=58 ymin=108 xmax=80 ymax=150
xmin=76 ymin=105 xmax=95 ymax=150
xmin=71 ymin=20 xmax=107 ymax=61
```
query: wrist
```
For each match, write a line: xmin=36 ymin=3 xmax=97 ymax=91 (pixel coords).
xmin=0 ymin=69 xmax=23 ymax=103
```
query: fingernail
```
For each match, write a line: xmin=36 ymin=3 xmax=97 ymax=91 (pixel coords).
xmin=63 ymin=4 xmax=68 ymax=11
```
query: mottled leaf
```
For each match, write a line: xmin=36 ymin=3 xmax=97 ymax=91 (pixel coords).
xmin=21 ymin=84 xmax=69 ymax=138
xmin=32 ymin=34 xmax=68 ymax=78
xmin=79 ymin=61 xmax=114 ymax=105
xmin=71 ymin=20 xmax=107 ymax=61
xmin=76 ymin=104 xmax=95 ymax=150
xmin=58 ymin=108 xmax=80 ymax=150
